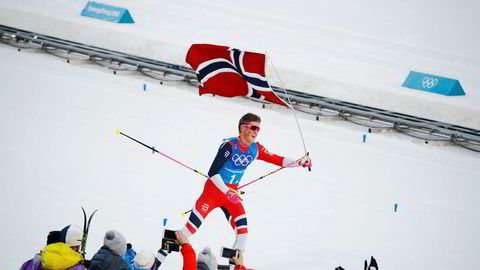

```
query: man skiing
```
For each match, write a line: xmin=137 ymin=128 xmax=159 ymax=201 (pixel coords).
xmin=180 ymin=113 xmax=312 ymax=251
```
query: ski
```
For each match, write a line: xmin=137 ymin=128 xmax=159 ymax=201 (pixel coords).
xmin=80 ymin=207 xmax=98 ymax=255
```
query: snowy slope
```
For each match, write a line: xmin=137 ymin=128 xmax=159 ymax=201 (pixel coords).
xmin=1 ymin=1 xmax=480 ymax=270
xmin=1 ymin=42 xmax=480 ymax=270
xmin=0 ymin=0 xmax=479 ymax=129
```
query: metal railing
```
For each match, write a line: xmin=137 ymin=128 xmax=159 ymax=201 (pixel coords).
xmin=1 ymin=24 xmax=479 ymax=153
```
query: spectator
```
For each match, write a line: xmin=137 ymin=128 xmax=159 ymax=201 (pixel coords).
xmin=19 ymin=252 xmax=43 ymax=270
xmin=132 ymin=249 xmax=167 ymax=270
xmin=175 ymin=231 xmax=196 ymax=270
xmin=196 ymin=247 xmax=217 ymax=270
xmin=230 ymin=250 xmax=247 ymax=270
xmin=124 ymin=243 xmax=137 ymax=270
xmin=124 ymin=244 xmax=168 ymax=270
xmin=19 ymin=224 xmax=86 ymax=270
xmin=89 ymin=230 xmax=128 ymax=270
xmin=60 ymin=224 xmax=83 ymax=252
xmin=196 ymin=247 xmax=247 ymax=270
xmin=132 ymin=250 xmax=155 ymax=270
xmin=20 ymin=230 xmax=61 ymax=270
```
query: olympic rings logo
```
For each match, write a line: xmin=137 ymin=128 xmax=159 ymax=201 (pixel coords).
xmin=232 ymin=154 xmax=253 ymax=166
xmin=422 ymin=77 xmax=438 ymax=89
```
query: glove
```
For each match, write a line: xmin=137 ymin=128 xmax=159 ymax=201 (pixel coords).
xmin=226 ymin=189 xmax=243 ymax=204
xmin=297 ymin=155 xmax=312 ymax=168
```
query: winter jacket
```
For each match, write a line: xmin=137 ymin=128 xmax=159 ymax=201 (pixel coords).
xmin=20 ymin=255 xmax=87 ymax=270
xmin=123 ymin=248 xmax=136 ymax=270
xmin=181 ymin=243 xmax=196 ymax=270
xmin=130 ymin=257 xmax=163 ymax=270
xmin=40 ymin=242 xmax=85 ymax=270
xmin=89 ymin=245 xmax=128 ymax=270
xmin=67 ymin=264 xmax=87 ymax=270
xmin=20 ymin=254 xmax=42 ymax=270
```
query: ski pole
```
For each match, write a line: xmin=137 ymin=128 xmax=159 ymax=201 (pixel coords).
xmin=181 ymin=209 xmax=192 ymax=217
xmin=237 ymin=153 xmax=308 ymax=190
xmin=118 ymin=131 xmax=246 ymax=193
xmin=117 ymin=131 xmax=210 ymax=179
xmin=268 ymin=55 xmax=311 ymax=171
xmin=237 ymin=166 xmax=287 ymax=190
xmin=118 ymin=131 xmax=303 ymax=215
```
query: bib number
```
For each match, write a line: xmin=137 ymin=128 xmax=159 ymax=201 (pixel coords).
xmin=227 ymin=175 xmax=240 ymax=185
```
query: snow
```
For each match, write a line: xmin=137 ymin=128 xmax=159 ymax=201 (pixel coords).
xmin=1 ymin=0 xmax=479 ymax=129
xmin=1 ymin=1 xmax=480 ymax=270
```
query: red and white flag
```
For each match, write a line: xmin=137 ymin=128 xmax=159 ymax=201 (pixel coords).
xmin=186 ymin=44 xmax=290 ymax=107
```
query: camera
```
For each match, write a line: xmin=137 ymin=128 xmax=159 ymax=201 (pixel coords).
xmin=161 ymin=238 xmax=179 ymax=253
xmin=163 ymin=229 xmax=177 ymax=240
xmin=220 ymin=247 xmax=238 ymax=259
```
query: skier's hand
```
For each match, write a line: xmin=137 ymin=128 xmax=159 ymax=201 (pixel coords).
xmin=297 ymin=155 xmax=312 ymax=169
xmin=226 ymin=189 xmax=243 ymax=204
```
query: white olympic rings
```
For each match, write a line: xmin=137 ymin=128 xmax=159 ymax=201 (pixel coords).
xmin=422 ymin=77 xmax=438 ymax=89
xmin=232 ymin=154 xmax=253 ymax=166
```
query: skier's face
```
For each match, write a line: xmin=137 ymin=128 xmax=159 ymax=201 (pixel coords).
xmin=241 ymin=121 xmax=261 ymax=145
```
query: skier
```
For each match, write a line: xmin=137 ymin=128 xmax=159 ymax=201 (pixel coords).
xmin=180 ymin=113 xmax=312 ymax=252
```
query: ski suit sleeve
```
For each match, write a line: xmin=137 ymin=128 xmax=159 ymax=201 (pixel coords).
xmin=208 ymin=141 xmax=232 ymax=194
xmin=181 ymin=243 xmax=196 ymax=270
xmin=282 ymin=157 xmax=300 ymax=167
xmin=256 ymin=143 xmax=285 ymax=167
xmin=153 ymin=249 xmax=168 ymax=270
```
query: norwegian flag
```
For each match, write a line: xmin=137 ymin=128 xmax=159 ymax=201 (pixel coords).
xmin=186 ymin=44 xmax=290 ymax=107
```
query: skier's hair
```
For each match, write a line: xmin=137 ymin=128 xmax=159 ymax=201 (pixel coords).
xmin=238 ymin=113 xmax=261 ymax=133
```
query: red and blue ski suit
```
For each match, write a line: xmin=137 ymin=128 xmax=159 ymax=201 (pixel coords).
xmin=181 ymin=137 xmax=285 ymax=250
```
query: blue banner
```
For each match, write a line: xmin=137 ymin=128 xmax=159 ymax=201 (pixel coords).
xmin=402 ymin=71 xmax=465 ymax=96
xmin=81 ymin=1 xmax=134 ymax=23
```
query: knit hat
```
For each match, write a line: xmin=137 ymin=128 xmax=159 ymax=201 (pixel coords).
xmin=197 ymin=247 xmax=217 ymax=270
xmin=197 ymin=262 xmax=210 ymax=270
xmin=134 ymin=250 xmax=155 ymax=269
xmin=104 ymin=230 xmax=127 ymax=256
xmin=61 ymin=225 xmax=83 ymax=247
xmin=47 ymin=230 xmax=63 ymax=245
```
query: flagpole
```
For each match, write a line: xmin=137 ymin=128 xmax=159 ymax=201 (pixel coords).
xmin=267 ymin=54 xmax=310 ymax=170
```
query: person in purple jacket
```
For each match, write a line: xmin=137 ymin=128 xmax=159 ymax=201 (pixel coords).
xmin=19 ymin=225 xmax=87 ymax=270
